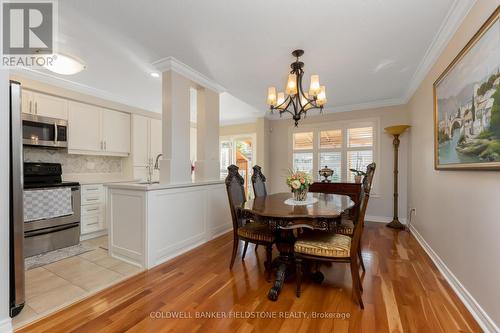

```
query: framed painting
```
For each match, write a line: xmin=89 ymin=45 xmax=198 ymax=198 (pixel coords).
xmin=434 ymin=6 xmax=500 ymax=170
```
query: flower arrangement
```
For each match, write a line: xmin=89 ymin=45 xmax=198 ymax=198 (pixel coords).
xmin=286 ymin=169 xmax=313 ymax=201
xmin=349 ymin=168 xmax=366 ymax=183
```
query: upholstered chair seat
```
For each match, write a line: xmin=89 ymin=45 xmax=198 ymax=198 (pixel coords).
xmin=335 ymin=217 xmax=355 ymax=236
xmin=237 ymin=222 xmax=275 ymax=243
xmin=294 ymin=232 xmax=351 ymax=258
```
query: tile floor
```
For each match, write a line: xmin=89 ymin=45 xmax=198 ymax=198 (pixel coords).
xmin=13 ymin=236 xmax=143 ymax=329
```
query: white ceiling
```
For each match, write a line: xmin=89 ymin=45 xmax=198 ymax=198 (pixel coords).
xmin=22 ymin=0 xmax=475 ymax=124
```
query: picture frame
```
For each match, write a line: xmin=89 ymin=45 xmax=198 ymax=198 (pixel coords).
xmin=433 ymin=6 xmax=500 ymax=170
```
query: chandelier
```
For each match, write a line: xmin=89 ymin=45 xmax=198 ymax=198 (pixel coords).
xmin=266 ymin=50 xmax=327 ymax=126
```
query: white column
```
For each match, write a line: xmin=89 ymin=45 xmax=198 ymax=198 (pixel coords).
xmin=159 ymin=70 xmax=192 ymax=184
xmin=195 ymin=88 xmax=220 ymax=181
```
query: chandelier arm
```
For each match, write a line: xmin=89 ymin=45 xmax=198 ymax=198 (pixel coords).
xmin=274 ymin=95 xmax=291 ymax=111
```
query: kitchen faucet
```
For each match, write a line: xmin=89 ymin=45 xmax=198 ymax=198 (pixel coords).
xmin=154 ymin=154 xmax=163 ymax=170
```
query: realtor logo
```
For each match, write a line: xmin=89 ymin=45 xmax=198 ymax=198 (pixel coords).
xmin=2 ymin=1 xmax=53 ymax=55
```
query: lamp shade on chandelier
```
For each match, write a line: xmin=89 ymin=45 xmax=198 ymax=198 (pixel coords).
xmin=267 ymin=50 xmax=326 ymax=126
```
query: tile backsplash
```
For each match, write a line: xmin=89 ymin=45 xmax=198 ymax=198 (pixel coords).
xmin=24 ymin=147 xmax=122 ymax=174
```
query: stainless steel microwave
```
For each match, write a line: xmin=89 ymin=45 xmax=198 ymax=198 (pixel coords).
xmin=22 ymin=114 xmax=68 ymax=148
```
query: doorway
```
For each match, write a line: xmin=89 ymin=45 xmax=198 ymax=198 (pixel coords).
xmin=220 ymin=135 xmax=256 ymax=199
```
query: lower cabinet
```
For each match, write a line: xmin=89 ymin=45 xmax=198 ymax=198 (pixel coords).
xmin=81 ymin=184 xmax=107 ymax=237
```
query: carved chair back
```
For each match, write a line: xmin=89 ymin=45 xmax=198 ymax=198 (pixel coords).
xmin=251 ymin=165 xmax=267 ymax=198
xmin=350 ymin=166 xmax=375 ymax=259
xmin=225 ymin=165 xmax=246 ymax=232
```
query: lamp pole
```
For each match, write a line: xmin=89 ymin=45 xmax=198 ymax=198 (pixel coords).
xmin=385 ymin=125 xmax=410 ymax=230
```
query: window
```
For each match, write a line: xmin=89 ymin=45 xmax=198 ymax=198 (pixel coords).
xmin=291 ymin=121 xmax=376 ymax=184
xmin=292 ymin=132 xmax=314 ymax=175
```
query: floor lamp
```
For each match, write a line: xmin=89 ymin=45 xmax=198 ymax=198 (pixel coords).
xmin=385 ymin=125 xmax=410 ymax=230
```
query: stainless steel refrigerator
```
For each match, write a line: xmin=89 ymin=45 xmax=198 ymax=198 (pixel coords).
xmin=9 ymin=81 xmax=25 ymax=317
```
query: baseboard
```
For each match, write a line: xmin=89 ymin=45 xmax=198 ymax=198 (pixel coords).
xmin=0 ymin=318 xmax=12 ymax=333
xmin=80 ymin=229 xmax=107 ymax=241
xmin=365 ymin=215 xmax=407 ymax=224
xmin=410 ymin=225 xmax=499 ymax=333
xmin=210 ymin=225 xmax=232 ymax=239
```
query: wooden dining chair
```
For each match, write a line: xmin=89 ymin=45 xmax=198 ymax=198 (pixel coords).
xmin=336 ymin=163 xmax=376 ymax=272
xmin=225 ymin=165 xmax=275 ymax=280
xmin=294 ymin=167 xmax=374 ymax=309
xmin=251 ymin=165 xmax=267 ymax=198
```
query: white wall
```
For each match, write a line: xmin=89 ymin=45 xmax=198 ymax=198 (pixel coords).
xmin=219 ymin=92 xmax=263 ymax=125
xmin=407 ymin=1 xmax=500 ymax=330
xmin=268 ymin=105 xmax=410 ymax=220
xmin=0 ymin=69 xmax=13 ymax=332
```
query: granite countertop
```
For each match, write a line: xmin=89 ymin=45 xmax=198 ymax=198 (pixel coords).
xmin=106 ymin=179 xmax=225 ymax=191
xmin=63 ymin=173 xmax=140 ymax=185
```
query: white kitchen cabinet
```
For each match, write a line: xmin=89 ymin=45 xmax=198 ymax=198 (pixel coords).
xmin=102 ymin=109 xmax=131 ymax=154
xmin=21 ymin=90 xmax=33 ymax=115
xmin=132 ymin=115 xmax=149 ymax=166
xmin=68 ymin=101 xmax=102 ymax=152
xmin=33 ymin=92 xmax=68 ymax=119
xmin=21 ymin=90 xmax=68 ymax=119
xmin=132 ymin=115 xmax=162 ymax=181
xmin=68 ymin=102 xmax=130 ymax=156
xmin=80 ymin=184 xmax=107 ymax=238
xmin=150 ymin=119 xmax=162 ymax=160
xmin=68 ymin=102 xmax=101 ymax=152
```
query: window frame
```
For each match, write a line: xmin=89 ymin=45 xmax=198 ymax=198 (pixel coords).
xmin=288 ymin=118 xmax=380 ymax=193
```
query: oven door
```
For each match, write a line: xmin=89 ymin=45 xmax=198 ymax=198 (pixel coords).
xmin=22 ymin=114 xmax=68 ymax=148
xmin=24 ymin=186 xmax=80 ymax=232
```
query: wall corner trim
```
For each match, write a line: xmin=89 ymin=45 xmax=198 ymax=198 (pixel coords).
xmin=0 ymin=318 xmax=13 ymax=333
xmin=402 ymin=0 xmax=477 ymax=103
xmin=152 ymin=56 xmax=226 ymax=93
xmin=410 ymin=225 xmax=499 ymax=333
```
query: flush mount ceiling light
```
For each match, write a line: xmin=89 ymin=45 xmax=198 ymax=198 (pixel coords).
xmin=266 ymin=50 xmax=327 ymax=126
xmin=150 ymin=72 xmax=160 ymax=78
xmin=44 ymin=53 xmax=86 ymax=75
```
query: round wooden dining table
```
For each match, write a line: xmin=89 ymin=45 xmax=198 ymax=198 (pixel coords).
xmin=239 ymin=192 xmax=355 ymax=301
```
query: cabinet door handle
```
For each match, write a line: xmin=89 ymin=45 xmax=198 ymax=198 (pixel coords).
xmin=104 ymin=141 xmax=107 ymax=150
xmin=35 ymin=102 xmax=37 ymax=114
xmin=100 ymin=141 xmax=103 ymax=150
xmin=29 ymin=101 xmax=32 ymax=114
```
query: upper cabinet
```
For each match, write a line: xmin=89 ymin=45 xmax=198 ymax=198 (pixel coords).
xmin=68 ymin=101 xmax=131 ymax=157
xmin=101 ymin=109 xmax=131 ymax=155
xmin=131 ymin=115 xmax=162 ymax=181
xmin=22 ymin=90 xmax=68 ymax=120
xmin=68 ymin=102 xmax=101 ymax=152
xmin=132 ymin=115 xmax=149 ymax=166
xmin=150 ymin=119 xmax=162 ymax=160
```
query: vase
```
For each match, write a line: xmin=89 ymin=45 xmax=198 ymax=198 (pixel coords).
xmin=293 ymin=187 xmax=309 ymax=201
xmin=354 ymin=175 xmax=362 ymax=183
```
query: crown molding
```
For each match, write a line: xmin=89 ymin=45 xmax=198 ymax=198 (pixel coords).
xmin=265 ymin=96 xmax=405 ymax=121
xmin=152 ymin=56 xmax=225 ymax=93
xmin=9 ymin=68 xmax=160 ymax=116
xmin=402 ymin=0 xmax=477 ymax=103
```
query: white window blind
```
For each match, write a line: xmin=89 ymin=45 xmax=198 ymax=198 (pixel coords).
xmin=291 ymin=120 xmax=376 ymax=184
xmin=319 ymin=152 xmax=342 ymax=182
xmin=320 ymin=130 xmax=342 ymax=149
xmin=348 ymin=127 xmax=373 ymax=148
xmin=293 ymin=132 xmax=313 ymax=150
xmin=293 ymin=152 xmax=313 ymax=175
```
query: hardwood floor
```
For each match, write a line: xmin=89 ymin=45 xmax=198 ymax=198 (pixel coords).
xmin=16 ymin=222 xmax=482 ymax=333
